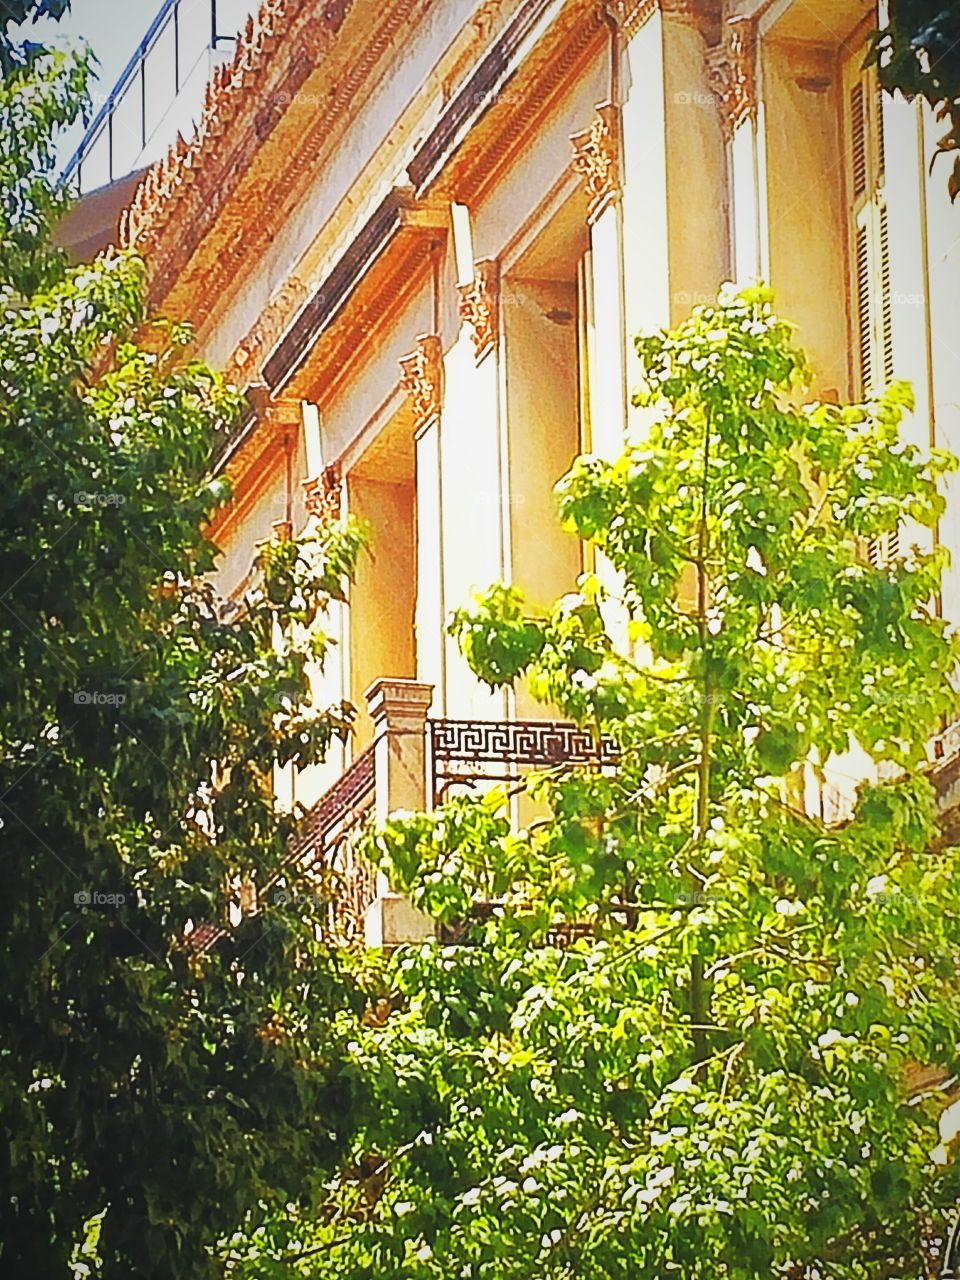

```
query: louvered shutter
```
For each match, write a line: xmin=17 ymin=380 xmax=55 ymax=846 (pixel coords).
xmin=846 ymin=61 xmax=899 ymax=568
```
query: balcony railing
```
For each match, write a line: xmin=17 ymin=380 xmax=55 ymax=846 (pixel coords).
xmin=188 ymin=682 xmax=622 ymax=953
xmin=430 ymin=716 xmax=619 ymax=804
xmin=60 ymin=0 xmax=251 ymax=194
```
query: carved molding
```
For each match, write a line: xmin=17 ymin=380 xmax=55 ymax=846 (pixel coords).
xmin=225 ymin=276 xmax=309 ymax=383
xmin=570 ymin=101 xmax=621 ymax=222
xmin=597 ymin=0 xmax=655 ymax=29
xmin=399 ymin=334 xmax=443 ymax=428
xmin=705 ymin=17 xmax=757 ymax=140
xmin=472 ymin=0 xmax=502 ymax=38
xmin=303 ymin=463 xmax=342 ymax=522
xmin=456 ymin=259 xmax=500 ymax=361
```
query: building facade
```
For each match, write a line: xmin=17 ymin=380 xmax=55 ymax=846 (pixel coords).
xmin=100 ymin=0 xmax=959 ymax=939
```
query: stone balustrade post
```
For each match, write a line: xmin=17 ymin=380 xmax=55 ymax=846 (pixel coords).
xmin=363 ymin=678 xmax=436 ymax=948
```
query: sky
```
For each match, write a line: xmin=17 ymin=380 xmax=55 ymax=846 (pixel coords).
xmin=23 ymin=0 xmax=254 ymax=173
xmin=32 ymin=0 xmax=161 ymax=95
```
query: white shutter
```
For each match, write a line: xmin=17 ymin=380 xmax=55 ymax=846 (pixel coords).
xmin=845 ymin=59 xmax=899 ymax=569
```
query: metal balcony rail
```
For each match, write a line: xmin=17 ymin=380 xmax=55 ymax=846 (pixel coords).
xmin=188 ymin=743 xmax=377 ymax=954
xmin=60 ymin=0 xmax=245 ymax=193
xmin=429 ymin=716 xmax=620 ymax=804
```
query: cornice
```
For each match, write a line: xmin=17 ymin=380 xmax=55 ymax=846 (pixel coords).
xmin=121 ymin=0 xmax=352 ymax=272
xmin=206 ymin=396 xmax=298 ymax=543
xmin=261 ymin=187 xmax=446 ymax=398
xmin=123 ymin=0 xmax=435 ymax=332
xmin=414 ymin=0 xmax=608 ymax=206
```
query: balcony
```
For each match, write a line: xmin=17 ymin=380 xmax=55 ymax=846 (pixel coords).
xmin=189 ymin=678 xmax=619 ymax=954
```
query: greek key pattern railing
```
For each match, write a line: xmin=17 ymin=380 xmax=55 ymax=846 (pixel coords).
xmin=189 ymin=745 xmax=377 ymax=953
xmin=429 ymin=717 xmax=619 ymax=802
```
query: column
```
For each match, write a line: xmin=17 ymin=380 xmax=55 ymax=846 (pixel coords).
xmin=619 ymin=3 xmax=671 ymax=392
xmin=296 ymin=401 xmax=348 ymax=808
xmin=401 ymin=335 xmax=447 ymax=712
xmin=571 ymin=102 xmax=627 ymax=458
xmin=441 ymin=257 xmax=507 ymax=719
xmin=705 ymin=17 xmax=762 ymax=284
xmin=364 ymin=678 xmax=435 ymax=947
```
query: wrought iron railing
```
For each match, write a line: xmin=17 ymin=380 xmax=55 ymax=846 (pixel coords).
xmin=189 ymin=743 xmax=377 ymax=953
xmin=60 ymin=0 xmax=248 ymax=194
xmin=284 ymin=744 xmax=377 ymax=947
xmin=429 ymin=717 xmax=619 ymax=804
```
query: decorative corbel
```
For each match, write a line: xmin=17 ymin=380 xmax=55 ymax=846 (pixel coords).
xmin=399 ymin=334 xmax=443 ymax=429
xmin=303 ymin=463 xmax=342 ymax=523
xmin=705 ymin=17 xmax=757 ymax=141
xmin=456 ymin=259 xmax=499 ymax=362
xmin=570 ymin=101 xmax=621 ymax=223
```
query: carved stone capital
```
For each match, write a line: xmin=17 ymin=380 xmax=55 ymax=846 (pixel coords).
xmin=456 ymin=259 xmax=500 ymax=361
xmin=303 ymin=463 xmax=341 ymax=522
xmin=705 ymin=17 xmax=757 ymax=140
xmin=570 ymin=101 xmax=621 ymax=222
xmin=399 ymin=334 xmax=443 ymax=428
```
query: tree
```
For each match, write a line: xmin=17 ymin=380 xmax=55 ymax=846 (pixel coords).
xmin=871 ymin=1 xmax=960 ymax=200
xmin=229 ymin=286 xmax=960 ymax=1278
xmin=0 ymin=0 xmax=71 ymax=72
xmin=0 ymin=35 xmax=365 ymax=1280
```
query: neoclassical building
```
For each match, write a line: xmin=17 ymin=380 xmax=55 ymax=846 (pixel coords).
xmin=71 ymin=0 xmax=960 ymax=941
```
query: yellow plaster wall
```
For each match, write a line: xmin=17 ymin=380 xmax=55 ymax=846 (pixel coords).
xmin=347 ymin=475 xmax=417 ymax=746
xmin=661 ymin=13 xmax=729 ymax=323
xmin=501 ymin=275 xmax=583 ymax=721
xmin=761 ymin=37 xmax=848 ymax=399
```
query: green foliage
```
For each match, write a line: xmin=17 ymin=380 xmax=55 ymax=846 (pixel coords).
xmin=231 ymin=287 xmax=960 ymax=1278
xmin=0 ymin=43 xmax=364 ymax=1280
xmin=871 ymin=1 xmax=960 ymax=200
xmin=0 ymin=0 xmax=71 ymax=77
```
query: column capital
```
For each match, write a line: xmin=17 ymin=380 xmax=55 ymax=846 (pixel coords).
xmin=303 ymin=462 xmax=341 ymax=522
xmin=399 ymin=333 xmax=443 ymax=430
xmin=705 ymin=16 xmax=757 ymax=141
xmin=571 ymin=101 xmax=621 ymax=223
xmin=456 ymin=258 xmax=500 ymax=362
